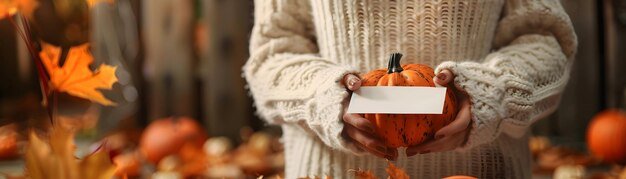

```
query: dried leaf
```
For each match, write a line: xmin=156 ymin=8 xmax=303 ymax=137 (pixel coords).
xmin=39 ymin=43 xmax=118 ymax=106
xmin=24 ymin=131 xmax=52 ymax=179
xmin=49 ymin=127 xmax=80 ymax=179
xmin=0 ymin=0 xmax=37 ymax=19
xmin=351 ymin=169 xmax=378 ymax=179
xmin=80 ymin=149 xmax=115 ymax=179
xmin=24 ymin=127 xmax=114 ymax=179
xmin=386 ymin=161 xmax=409 ymax=179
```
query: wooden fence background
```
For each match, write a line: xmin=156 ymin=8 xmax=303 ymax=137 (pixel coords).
xmin=0 ymin=0 xmax=624 ymax=146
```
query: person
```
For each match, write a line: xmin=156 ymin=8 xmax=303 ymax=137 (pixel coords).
xmin=243 ymin=0 xmax=577 ymax=178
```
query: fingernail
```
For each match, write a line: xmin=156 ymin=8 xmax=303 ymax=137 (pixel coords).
xmin=437 ymin=73 xmax=447 ymax=81
xmin=350 ymin=78 xmax=360 ymax=86
xmin=419 ymin=150 xmax=431 ymax=154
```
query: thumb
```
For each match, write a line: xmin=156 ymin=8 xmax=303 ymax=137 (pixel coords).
xmin=343 ymin=74 xmax=362 ymax=91
xmin=434 ymin=70 xmax=454 ymax=87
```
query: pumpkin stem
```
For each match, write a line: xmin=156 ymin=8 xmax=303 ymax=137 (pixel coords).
xmin=387 ymin=52 xmax=404 ymax=74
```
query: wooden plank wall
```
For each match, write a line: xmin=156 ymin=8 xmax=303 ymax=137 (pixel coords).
xmin=201 ymin=0 xmax=255 ymax=141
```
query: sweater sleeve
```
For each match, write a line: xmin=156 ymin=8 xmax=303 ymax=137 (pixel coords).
xmin=243 ymin=0 xmax=359 ymax=152
xmin=435 ymin=0 xmax=577 ymax=150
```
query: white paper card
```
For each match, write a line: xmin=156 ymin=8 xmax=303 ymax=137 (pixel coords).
xmin=347 ymin=86 xmax=447 ymax=114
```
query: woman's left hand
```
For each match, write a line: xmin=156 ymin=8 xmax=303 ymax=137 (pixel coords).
xmin=406 ymin=70 xmax=472 ymax=156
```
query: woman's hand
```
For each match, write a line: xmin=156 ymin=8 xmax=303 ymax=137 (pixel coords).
xmin=406 ymin=70 xmax=472 ymax=156
xmin=341 ymin=74 xmax=398 ymax=160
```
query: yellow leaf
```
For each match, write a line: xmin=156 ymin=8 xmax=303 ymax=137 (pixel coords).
xmin=24 ymin=131 xmax=50 ymax=179
xmin=25 ymin=128 xmax=79 ymax=179
xmin=81 ymin=149 xmax=116 ymax=179
xmin=24 ymin=127 xmax=115 ymax=179
xmin=39 ymin=43 xmax=118 ymax=106
xmin=386 ymin=161 xmax=408 ymax=179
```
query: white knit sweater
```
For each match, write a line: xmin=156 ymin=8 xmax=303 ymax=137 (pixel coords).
xmin=243 ymin=0 xmax=577 ymax=178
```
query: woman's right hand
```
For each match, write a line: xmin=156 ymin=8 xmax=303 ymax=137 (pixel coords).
xmin=341 ymin=74 xmax=398 ymax=160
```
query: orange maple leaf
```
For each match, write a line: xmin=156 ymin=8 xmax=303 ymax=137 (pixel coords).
xmin=0 ymin=0 xmax=38 ymax=19
xmin=39 ymin=43 xmax=118 ymax=106
xmin=351 ymin=161 xmax=409 ymax=179
xmin=0 ymin=0 xmax=18 ymax=17
xmin=386 ymin=161 xmax=409 ymax=179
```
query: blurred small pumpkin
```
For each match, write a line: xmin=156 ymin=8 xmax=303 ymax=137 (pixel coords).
xmin=112 ymin=152 xmax=141 ymax=177
xmin=140 ymin=117 xmax=207 ymax=164
xmin=0 ymin=128 xmax=18 ymax=160
xmin=587 ymin=109 xmax=626 ymax=164
xmin=360 ymin=53 xmax=458 ymax=147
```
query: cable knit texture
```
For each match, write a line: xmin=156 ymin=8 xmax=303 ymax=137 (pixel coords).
xmin=243 ymin=0 xmax=577 ymax=178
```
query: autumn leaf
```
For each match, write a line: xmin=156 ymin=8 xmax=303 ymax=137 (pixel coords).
xmin=24 ymin=127 xmax=79 ymax=179
xmin=351 ymin=162 xmax=408 ymax=179
xmin=352 ymin=169 xmax=378 ymax=179
xmin=386 ymin=161 xmax=409 ymax=179
xmin=24 ymin=127 xmax=115 ymax=179
xmin=39 ymin=43 xmax=118 ymax=106
xmin=80 ymin=149 xmax=116 ymax=179
xmin=0 ymin=0 xmax=18 ymax=17
xmin=0 ymin=0 xmax=38 ymax=19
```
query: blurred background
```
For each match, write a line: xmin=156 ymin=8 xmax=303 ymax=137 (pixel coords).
xmin=0 ymin=0 xmax=625 ymax=178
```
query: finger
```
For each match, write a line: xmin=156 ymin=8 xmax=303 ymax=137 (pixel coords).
xmin=353 ymin=139 xmax=398 ymax=160
xmin=406 ymin=138 xmax=447 ymax=156
xmin=343 ymin=74 xmax=362 ymax=91
xmin=435 ymin=98 xmax=471 ymax=139
xmin=406 ymin=132 xmax=465 ymax=156
xmin=344 ymin=125 xmax=392 ymax=157
xmin=434 ymin=70 xmax=454 ymax=86
xmin=343 ymin=113 xmax=375 ymax=134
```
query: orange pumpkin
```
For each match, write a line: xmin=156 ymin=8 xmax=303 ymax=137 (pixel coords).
xmin=587 ymin=109 xmax=626 ymax=164
xmin=140 ymin=117 xmax=207 ymax=164
xmin=361 ymin=53 xmax=458 ymax=147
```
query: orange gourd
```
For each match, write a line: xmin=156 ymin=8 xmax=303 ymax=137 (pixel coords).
xmin=361 ymin=53 xmax=458 ymax=147
xmin=587 ymin=109 xmax=626 ymax=164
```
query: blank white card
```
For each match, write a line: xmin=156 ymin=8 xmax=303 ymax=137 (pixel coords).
xmin=347 ymin=86 xmax=447 ymax=114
